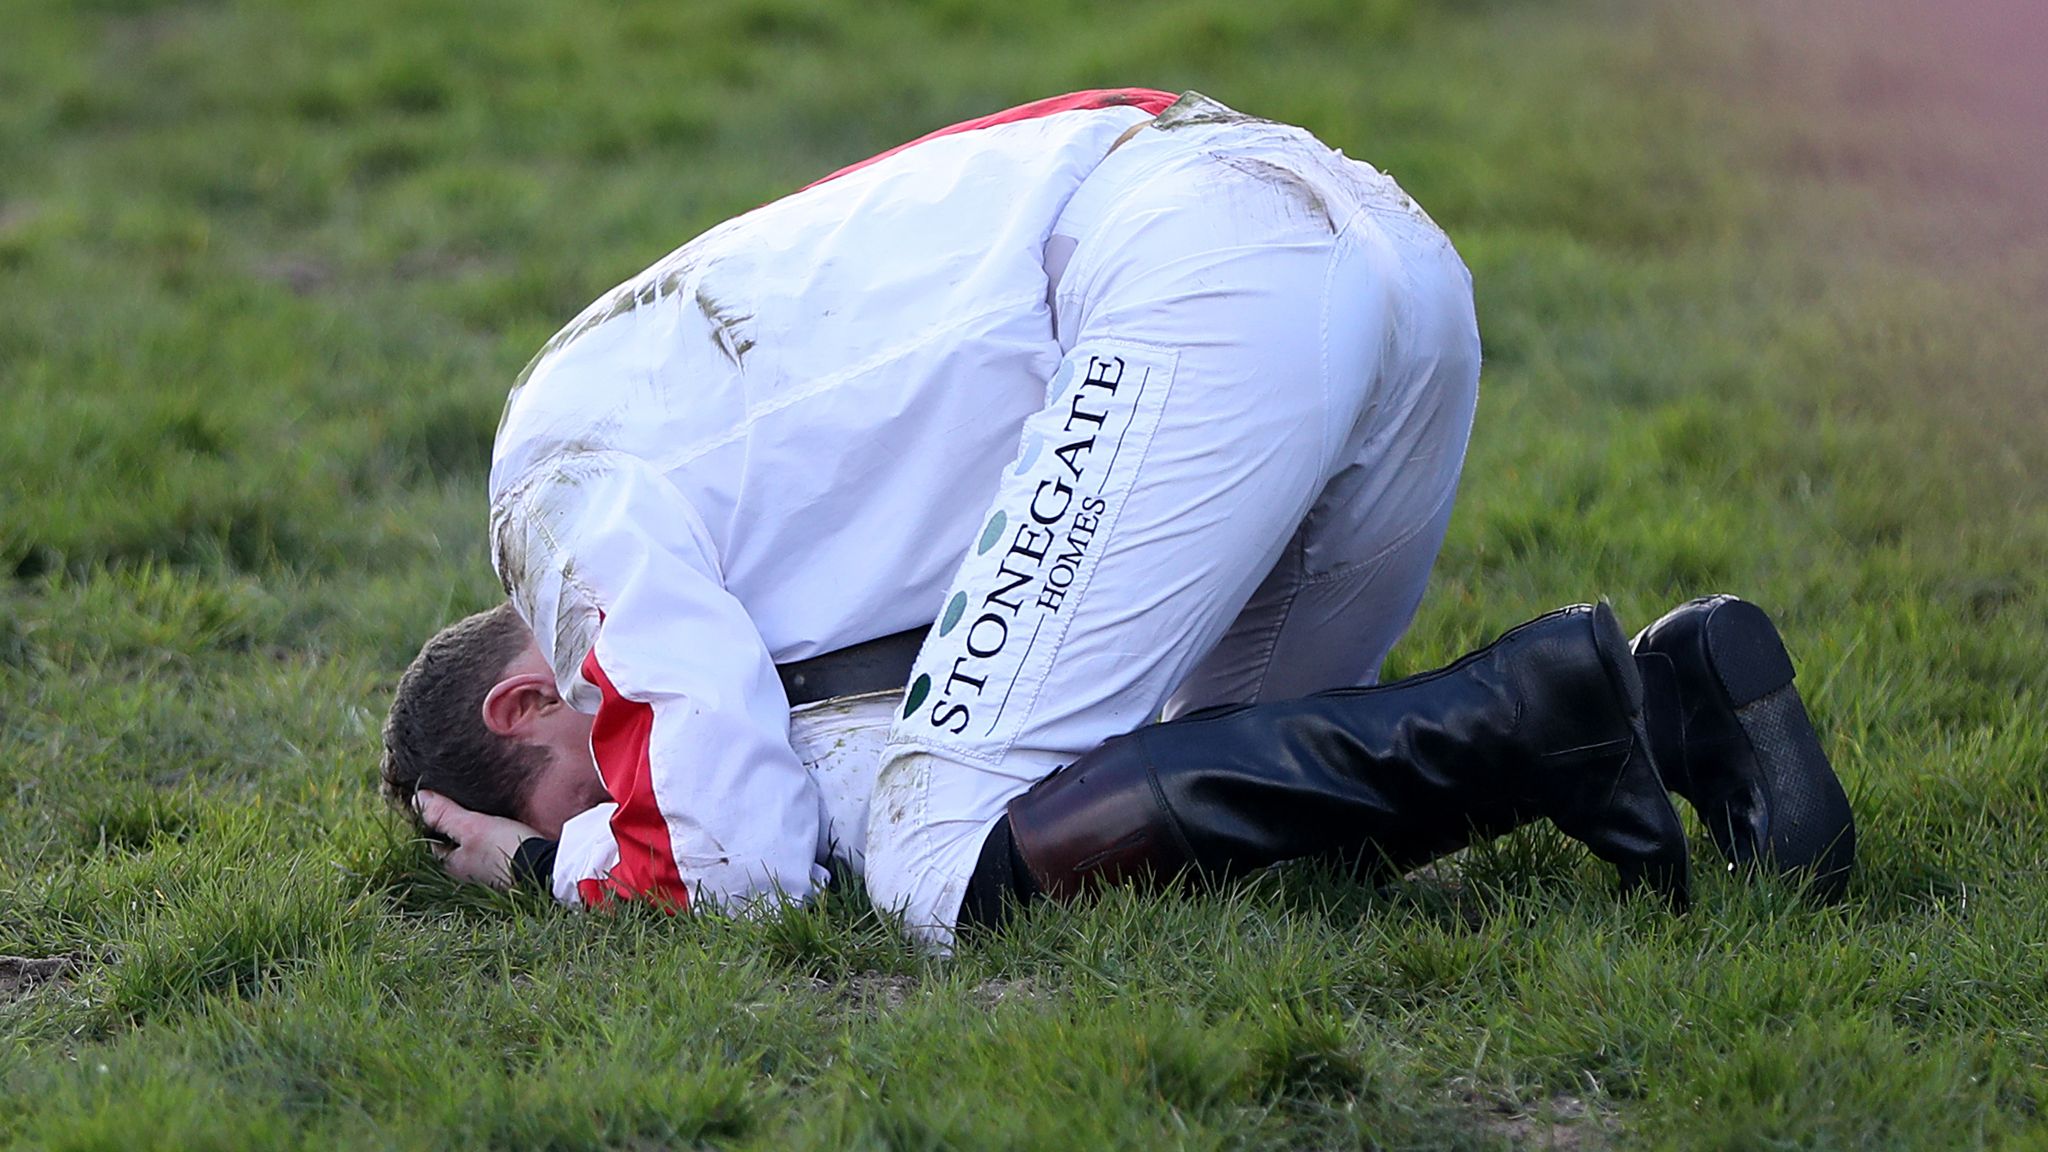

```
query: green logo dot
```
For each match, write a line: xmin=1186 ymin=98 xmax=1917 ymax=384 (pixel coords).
xmin=903 ymin=673 xmax=931 ymax=718
xmin=939 ymin=592 xmax=967 ymax=636
xmin=976 ymin=511 xmax=1007 ymax=555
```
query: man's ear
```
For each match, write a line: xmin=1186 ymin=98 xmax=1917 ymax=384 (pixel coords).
xmin=481 ymin=672 xmax=562 ymax=739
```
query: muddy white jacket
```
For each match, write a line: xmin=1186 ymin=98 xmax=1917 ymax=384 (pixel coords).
xmin=487 ymin=90 xmax=1178 ymax=911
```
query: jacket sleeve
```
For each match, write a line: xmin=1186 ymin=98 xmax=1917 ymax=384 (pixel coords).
xmin=493 ymin=450 xmax=829 ymax=913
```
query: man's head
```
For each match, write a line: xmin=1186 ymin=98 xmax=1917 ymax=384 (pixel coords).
xmin=382 ymin=602 xmax=606 ymax=839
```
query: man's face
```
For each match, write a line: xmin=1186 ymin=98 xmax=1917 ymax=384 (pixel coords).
xmin=523 ymin=744 xmax=609 ymax=839
xmin=497 ymin=637 xmax=609 ymax=839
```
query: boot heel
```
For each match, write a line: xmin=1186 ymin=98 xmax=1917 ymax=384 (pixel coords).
xmin=1702 ymin=598 xmax=1796 ymax=707
xmin=1634 ymin=594 xmax=1856 ymax=901
xmin=1702 ymin=598 xmax=1854 ymax=899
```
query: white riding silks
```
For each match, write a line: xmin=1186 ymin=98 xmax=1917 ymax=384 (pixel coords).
xmin=489 ymin=92 xmax=1480 ymax=944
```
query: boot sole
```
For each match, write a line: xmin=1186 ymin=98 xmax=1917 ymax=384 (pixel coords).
xmin=1696 ymin=598 xmax=1855 ymax=900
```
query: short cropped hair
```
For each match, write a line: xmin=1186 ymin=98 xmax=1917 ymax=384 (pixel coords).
xmin=381 ymin=602 xmax=547 ymax=830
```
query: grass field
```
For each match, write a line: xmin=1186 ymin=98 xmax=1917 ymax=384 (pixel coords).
xmin=3 ymin=0 xmax=2045 ymax=1146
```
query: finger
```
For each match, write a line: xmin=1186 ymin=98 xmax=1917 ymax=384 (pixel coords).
xmin=415 ymin=791 xmax=470 ymax=840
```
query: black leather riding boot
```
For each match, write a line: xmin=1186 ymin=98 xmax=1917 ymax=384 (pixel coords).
xmin=1004 ymin=603 xmax=1691 ymax=909
xmin=1632 ymin=595 xmax=1854 ymax=900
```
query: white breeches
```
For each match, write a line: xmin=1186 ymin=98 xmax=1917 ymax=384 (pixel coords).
xmin=841 ymin=104 xmax=1482 ymax=947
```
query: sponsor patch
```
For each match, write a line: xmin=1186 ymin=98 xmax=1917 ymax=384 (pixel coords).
xmin=894 ymin=341 xmax=1177 ymax=763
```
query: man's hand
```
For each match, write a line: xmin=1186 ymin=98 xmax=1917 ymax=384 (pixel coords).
xmin=415 ymin=790 xmax=541 ymax=891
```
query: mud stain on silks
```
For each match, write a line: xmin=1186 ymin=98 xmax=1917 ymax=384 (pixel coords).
xmin=490 ymin=441 xmax=619 ymax=598
xmin=1152 ymin=90 xmax=1274 ymax=132
xmin=508 ymin=252 xmax=708 ymax=405
xmin=492 ymin=507 xmax=524 ymax=597
xmin=695 ymin=285 xmax=756 ymax=370
xmin=1146 ymin=92 xmax=1333 ymax=232
xmin=1217 ymin=154 xmax=1335 ymax=233
xmin=549 ymin=559 xmax=598 ymax=677
xmin=873 ymin=751 xmax=930 ymax=829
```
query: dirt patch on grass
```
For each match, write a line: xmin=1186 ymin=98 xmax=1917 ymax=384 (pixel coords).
xmin=1458 ymin=1086 xmax=1619 ymax=1150
xmin=968 ymin=977 xmax=1045 ymax=1010
xmin=794 ymin=972 xmax=916 ymax=1012
xmin=0 ymin=956 xmax=80 ymax=1003
xmin=797 ymin=974 xmax=1047 ymax=1014
xmin=254 ymin=254 xmax=336 ymax=295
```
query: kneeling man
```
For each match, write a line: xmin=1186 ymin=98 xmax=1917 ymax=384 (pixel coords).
xmin=382 ymin=90 xmax=1853 ymax=947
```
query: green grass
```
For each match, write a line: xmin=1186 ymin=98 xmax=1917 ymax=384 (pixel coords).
xmin=3 ymin=0 xmax=2045 ymax=1146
